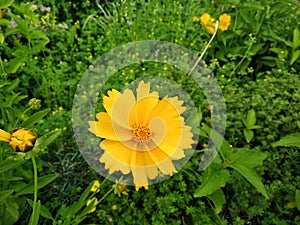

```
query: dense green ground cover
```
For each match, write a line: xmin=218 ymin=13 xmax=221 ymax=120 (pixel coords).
xmin=0 ymin=0 xmax=300 ymax=224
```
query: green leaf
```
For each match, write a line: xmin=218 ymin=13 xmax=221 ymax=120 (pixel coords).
xmin=293 ymin=28 xmax=300 ymax=49
xmin=207 ymin=189 xmax=226 ymax=214
xmin=0 ymin=189 xmax=14 ymax=202
xmin=5 ymin=58 xmax=23 ymax=74
xmin=291 ymin=50 xmax=300 ymax=65
xmin=246 ymin=109 xmax=256 ymax=128
xmin=64 ymin=182 xmax=93 ymax=219
xmin=0 ymin=32 xmax=4 ymax=44
xmin=296 ymin=190 xmax=300 ymax=211
xmin=272 ymin=133 xmax=300 ymax=148
xmin=21 ymin=109 xmax=50 ymax=127
xmin=27 ymin=199 xmax=54 ymax=220
xmin=194 ymin=169 xmax=230 ymax=197
xmin=29 ymin=200 xmax=41 ymax=225
xmin=228 ymin=163 xmax=268 ymax=199
xmin=243 ymin=129 xmax=254 ymax=143
xmin=0 ymin=0 xmax=14 ymax=9
xmin=35 ymin=130 xmax=61 ymax=148
xmin=5 ymin=201 xmax=19 ymax=220
xmin=229 ymin=149 xmax=267 ymax=168
xmin=9 ymin=13 xmax=29 ymax=36
xmin=16 ymin=174 xmax=58 ymax=196
xmin=201 ymin=124 xmax=232 ymax=159
xmin=0 ymin=158 xmax=23 ymax=174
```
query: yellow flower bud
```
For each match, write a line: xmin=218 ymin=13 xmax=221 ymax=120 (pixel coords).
xmin=9 ymin=128 xmax=37 ymax=152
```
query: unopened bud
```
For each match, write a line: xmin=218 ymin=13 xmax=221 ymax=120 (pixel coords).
xmin=9 ymin=128 xmax=37 ymax=152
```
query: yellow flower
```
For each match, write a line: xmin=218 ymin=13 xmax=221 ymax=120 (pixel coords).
xmin=91 ymin=180 xmax=100 ymax=192
xmin=86 ymin=197 xmax=98 ymax=213
xmin=219 ymin=14 xmax=231 ymax=31
xmin=88 ymin=81 xmax=193 ymax=190
xmin=200 ymin=13 xmax=216 ymax=34
xmin=192 ymin=16 xmax=199 ymax=22
xmin=0 ymin=128 xmax=37 ymax=152
xmin=200 ymin=13 xmax=214 ymax=26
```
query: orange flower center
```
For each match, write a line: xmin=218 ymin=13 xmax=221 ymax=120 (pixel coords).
xmin=131 ymin=123 xmax=152 ymax=143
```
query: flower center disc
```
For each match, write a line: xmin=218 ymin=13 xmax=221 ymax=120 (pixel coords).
xmin=132 ymin=124 xmax=151 ymax=143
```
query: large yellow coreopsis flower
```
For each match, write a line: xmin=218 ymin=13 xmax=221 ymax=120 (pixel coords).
xmin=88 ymin=81 xmax=194 ymax=190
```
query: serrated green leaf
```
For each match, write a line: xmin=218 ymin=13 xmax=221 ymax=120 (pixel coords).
xmin=207 ymin=189 xmax=226 ymax=214
xmin=272 ymin=133 xmax=300 ymax=148
xmin=229 ymin=149 xmax=267 ymax=168
xmin=0 ymin=189 xmax=14 ymax=202
xmin=228 ymin=163 xmax=268 ymax=199
xmin=21 ymin=109 xmax=50 ymax=127
xmin=243 ymin=129 xmax=254 ymax=143
xmin=0 ymin=158 xmax=23 ymax=174
xmin=0 ymin=0 xmax=14 ymax=9
xmin=194 ymin=169 xmax=230 ymax=197
xmin=16 ymin=174 xmax=58 ymax=196
xmin=296 ymin=190 xmax=300 ymax=211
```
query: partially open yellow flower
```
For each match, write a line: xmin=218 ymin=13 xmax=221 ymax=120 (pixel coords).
xmin=86 ymin=197 xmax=98 ymax=213
xmin=0 ymin=128 xmax=37 ymax=152
xmin=88 ymin=81 xmax=194 ymax=190
xmin=91 ymin=180 xmax=100 ymax=192
xmin=219 ymin=14 xmax=231 ymax=31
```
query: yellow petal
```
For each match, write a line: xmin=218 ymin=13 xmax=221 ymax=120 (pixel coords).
xmin=111 ymin=89 xmax=136 ymax=129
xmin=88 ymin=112 xmax=131 ymax=141
xmin=136 ymin=80 xmax=158 ymax=101
xmin=100 ymin=139 xmax=133 ymax=168
xmin=100 ymin=151 xmax=131 ymax=174
xmin=0 ymin=129 xmax=11 ymax=142
xmin=131 ymin=165 xmax=148 ymax=188
xmin=156 ymin=157 xmax=177 ymax=175
xmin=103 ymin=89 xmax=120 ymax=116
xmin=149 ymin=117 xmax=167 ymax=147
xmin=129 ymin=95 xmax=159 ymax=126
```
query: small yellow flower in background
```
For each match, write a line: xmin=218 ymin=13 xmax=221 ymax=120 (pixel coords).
xmin=200 ymin=13 xmax=231 ymax=34
xmin=219 ymin=14 xmax=231 ymax=31
xmin=86 ymin=197 xmax=98 ymax=213
xmin=200 ymin=13 xmax=216 ymax=34
xmin=192 ymin=16 xmax=199 ymax=22
xmin=200 ymin=13 xmax=214 ymax=26
xmin=0 ymin=128 xmax=37 ymax=152
xmin=91 ymin=180 xmax=100 ymax=192
xmin=88 ymin=81 xmax=193 ymax=191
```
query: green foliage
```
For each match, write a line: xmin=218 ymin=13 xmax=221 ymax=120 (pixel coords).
xmin=273 ymin=133 xmax=300 ymax=148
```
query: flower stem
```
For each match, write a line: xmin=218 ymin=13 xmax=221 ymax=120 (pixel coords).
xmin=188 ymin=21 xmax=219 ymax=76
xmin=30 ymin=155 xmax=38 ymax=225
xmin=97 ymin=187 xmax=114 ymax=205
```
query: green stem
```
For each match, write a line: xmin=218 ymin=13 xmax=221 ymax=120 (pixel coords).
xmin=30 ymin=155 xmax=38 ymax=225
xmin=97 ymin=187 xmax=114 ymax=204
